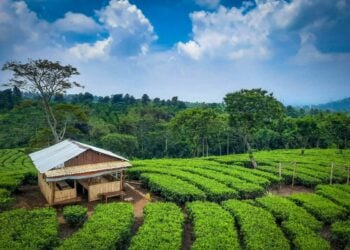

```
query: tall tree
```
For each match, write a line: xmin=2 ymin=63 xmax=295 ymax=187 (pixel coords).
xmin=224 ymin=89 xmax=284 ymax=164
xmin=2 ymin=59 xmax=82 ymax=143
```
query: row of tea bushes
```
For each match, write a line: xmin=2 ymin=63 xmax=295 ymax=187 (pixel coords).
xmin=315 ymin=185 xmax=350 ymax=209
xmin=178 ymin=166 xmax=265 ymax=199
xmin=0 ymin=207 xmax=59 ymax=249
xmin=129 ymin=202 xmax=184 ymax=250
xmin=289 ymin=193 xmax=347 ymax=223
xmin=256 ymin=195 xmax=330 ymax=250
xmin=222 ymin=199 xmax=290 ymax=250
xmin=59 ymin=203 xmax=133 ymax=249
xmin=140 ymin=173 xmax=206 ymax=203
xmin=331 ymin=220 xmax=350 ymax=249
xmin=135 ymin=167 xmax=239 ymax=202
xmin=0 ymin=188 xmax=14 ymax=211
xmin=187 ymin=201 xmax=240 ymax=250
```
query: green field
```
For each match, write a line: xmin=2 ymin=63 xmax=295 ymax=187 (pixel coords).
xmin=0 ymin=148 xmax=349 ymax=249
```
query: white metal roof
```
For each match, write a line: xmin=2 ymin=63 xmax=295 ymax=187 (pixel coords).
xmin=29 ymin=139 xmax=129 ymax=173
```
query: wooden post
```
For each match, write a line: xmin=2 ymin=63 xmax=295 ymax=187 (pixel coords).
xmin=330 ymin=162 xmax=334 ymax=185
xmin=279 ymin=162 xmax=282 ymax=178
xmin=51 ymin=182 xmax=56 ymax=205
xmin=120 ymin=170 xmax=123 ymax=190
xmin=292 ymin=162 xmax=297 ymax=189
xmin=347 ymin=166 xmax=349 ymax=185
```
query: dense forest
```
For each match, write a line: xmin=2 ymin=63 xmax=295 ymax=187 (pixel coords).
xmin=1 ymin=86 xmax=349 ymax=159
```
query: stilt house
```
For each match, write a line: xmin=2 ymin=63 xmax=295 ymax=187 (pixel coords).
xmin=29 ymin=139 xmax=131 ymax=205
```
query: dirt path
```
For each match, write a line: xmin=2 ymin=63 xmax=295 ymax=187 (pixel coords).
xmin=269 ymin=184 xmax=314 ymax=196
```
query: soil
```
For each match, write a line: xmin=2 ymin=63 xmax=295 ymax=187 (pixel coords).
xmin=13 ymin=182 xmax=151 ymax=240
xmin=269 ymin=184 xmax=314 ymax=196
xmin=13 ymin=185 xmax=48 ymax=209
xmin=181 ymin=212 xmax=193 ymax=250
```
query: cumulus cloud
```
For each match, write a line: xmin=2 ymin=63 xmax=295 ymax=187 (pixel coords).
xmin=0 ymin=0 xmax=51 ymax=58
xmin=178 ymin=0 xmax=350 ymax=62
xmin=177 ymin=2 xmax=278 ymax=60
xmin=54 ymin=12 xmax=102 ymax=33
xmin=68 ymin=37 xmax=112 ymax=60
xmin=96 ymin=0 xmax=157 ymax=57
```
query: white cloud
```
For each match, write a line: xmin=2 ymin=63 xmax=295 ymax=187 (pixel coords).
xmin=0 ymin=0 xmax=51 ymax=58
xmin=54 ymin=12 xmax=102 ymax=33
xmin=68 ymin=37 xmax=112 ymax=60
xmin=96 ymin=0 xmax=157 ymax=57
xmin=177 ymin=2 xmax=279 ymax=60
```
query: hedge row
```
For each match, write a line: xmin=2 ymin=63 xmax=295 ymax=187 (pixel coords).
xmin=187 ymin=201 xmax=240 ymax=250
xmin=222 ymin=199 xmax=290 ymax=250
xmin=59 ymin=203 xmax=133 ymax=249
xmin=179 ymin=167 xmax=265 ymax=199
xmin=129 ymin=202 xmax=184 ymax=250
xmin=256 ymin=195 xmax=329 ymax=250
xmin=257 ymin=165 xmax=323 ymax=187
xmin=0 ymin=188 xmax=14 ymax=211
xmin=133 ymin=167 xmax=239 ymax=202
xmin=289 ymin=193 xmax=347 ymax=223
xmin=140 ymin=173 xmax=206 ymax=203
xmin=0 ymin=207 xmax=59 ymax=249
xmin=331 ymin=220 xmax=350 ymax=247
xmin=315 ymin=184 xmax=350 ymax=209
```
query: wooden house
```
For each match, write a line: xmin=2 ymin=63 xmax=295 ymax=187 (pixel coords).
xmin=29 ymin=139 xmax=132 ymax=205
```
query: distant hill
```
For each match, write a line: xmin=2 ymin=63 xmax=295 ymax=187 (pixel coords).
xmin=311 ymin=97 xmax=350 ymax=112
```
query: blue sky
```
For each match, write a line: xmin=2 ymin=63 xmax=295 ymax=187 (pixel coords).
xmin=0 ymin=0 xmax=350 ymax=105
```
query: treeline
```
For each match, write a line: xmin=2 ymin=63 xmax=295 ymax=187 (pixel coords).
xmin=0 ymin=88 xmax=349 ymax=159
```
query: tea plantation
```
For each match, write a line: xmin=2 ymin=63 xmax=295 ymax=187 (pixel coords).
xmin=0 ymin=148 xmax=349 ymax=249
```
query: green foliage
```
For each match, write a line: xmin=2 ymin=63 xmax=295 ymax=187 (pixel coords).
xmin=0 ymin=149 xmax=36 ymax=191
xmin=132 ymin=166 xmax=238 ymax=202
xmin=0 ymin=207 xmax=58 ymax=249
xmin=331 ymin=220 xmax=350 ymax=247
xmin=101 ymin=133 xmax=138 ymax=157
xmin=140 ymin=173 xmax=206 ymax=203
xmin=289 ymin=193 xmax=347 ymax=223
xmin=222 ymin=199 xmax=290 ymax=250
xmin=129 ymin=202 xmax=184 ymax=250
xmin=256 ymin=195 xmax=329 ymax=250
xmin=187 ymin=201 xmax=240 ymax=250
xmin=0 ymin=188 xmax=14 ymax=211
xmin=63 ymin=205 xmax=88 ymax=227
xmin=315 ymin=184 xmax=350 ymax=209
xmin=59 ymin=202 xmax=133 ymax=250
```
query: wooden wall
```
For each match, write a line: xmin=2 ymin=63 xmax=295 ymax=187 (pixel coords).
xmin=38 ymin=174 xmax=52 ymax=204
xmin=65 ymin=150 xmax=120 ymax=167
xmin=38 ymin=174 xmax=77 ymax=205
xmin=88 ymin=181 xmax=121 ymax=201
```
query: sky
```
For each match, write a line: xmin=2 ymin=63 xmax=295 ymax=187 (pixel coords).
xmin=0 ymin=0 xmax=349 ymax=105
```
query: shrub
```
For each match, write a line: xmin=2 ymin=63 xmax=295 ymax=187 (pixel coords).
xmin=256 ymin=195 xmax=329 ymax=250
xmin=187 ymin=201 xmax=240 ymax=250
xmin=222 ymin=199 xmax=290 ymax=250
xmin=0 ymin=207 xmax=59 ymax=249
xmin=289 ymin=193 xmax=347 ymax=223
xmin=59 ymin=202 xmax=134 ymax=249
xmin=0 ymin=188 xmax=14 ymax=211
xmin=63 ymin=205 xmax=87 ymax=227
xmin=331 ymin=220 xmax=350 ymax=247
xmin=129 ymin=202 xmax=184 ymax=250
xmin=315 ymin=185 xmax=350 ymax=209
xmin=140 ymin=173 xmax=206 ymax=203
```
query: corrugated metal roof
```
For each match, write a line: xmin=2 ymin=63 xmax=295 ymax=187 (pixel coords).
xmin=29 ymin=139 xmax=130 ymax=173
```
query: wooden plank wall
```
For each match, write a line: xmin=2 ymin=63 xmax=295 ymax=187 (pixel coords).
xmin=38 ymin=174 xmax=52 ymax=204
xmin=65 ymin=150 xmax=120 ymax=167
xmin=88 ymin=181 xmax=121 ymax=201
xmin=55 ymin=188 xmax=77 ymax=203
